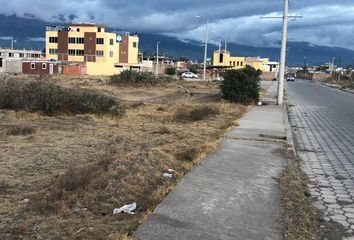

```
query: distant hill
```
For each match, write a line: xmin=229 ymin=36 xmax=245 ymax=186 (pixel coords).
xmin=1 ymin=14 xmax=353 ymax=67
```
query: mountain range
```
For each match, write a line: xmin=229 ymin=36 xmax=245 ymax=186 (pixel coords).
xmin=1 ymin=14 xmax=353 ymax=67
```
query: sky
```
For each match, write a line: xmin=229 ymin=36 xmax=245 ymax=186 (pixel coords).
xmin=0 ymin=0 xmax=353 ymax=50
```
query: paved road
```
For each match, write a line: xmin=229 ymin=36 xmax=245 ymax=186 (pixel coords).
xmin=286 ymin=80 xmax=354 ymax=237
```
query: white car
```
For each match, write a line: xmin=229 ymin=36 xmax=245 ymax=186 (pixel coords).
xmin=286 ymin=76 xmax=295 ymax=82
xmin=182 ymin=72 xmax=198 ymax=78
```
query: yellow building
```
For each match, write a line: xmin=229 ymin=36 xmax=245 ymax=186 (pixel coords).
xmin=213 ymin=51 xmax=275 ymax=72
xmin=45 ymin=24 xmax=140 ymax=75
xmin=213 ymin=50 xmax=245 ymax=69
xmin=245 ymin=57 xmax=269 ymax=72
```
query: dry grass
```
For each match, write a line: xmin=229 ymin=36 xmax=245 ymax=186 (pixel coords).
xmin=0 ymin=77 xmax=248 ymax=239
xmin=278 ymin=149 xmax=319 ymax=240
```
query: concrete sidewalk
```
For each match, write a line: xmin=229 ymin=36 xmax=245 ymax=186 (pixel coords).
xmin=134 ymin=82 xmax=287 ymax=240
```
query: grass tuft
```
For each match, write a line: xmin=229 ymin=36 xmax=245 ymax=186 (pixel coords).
xmin=5 ymin=125 xmax=36 ymax=136
xmin=174 ymin=105 xmax=220 ymax=122
xmin=279 ymin=149 xmax=318 ymax=240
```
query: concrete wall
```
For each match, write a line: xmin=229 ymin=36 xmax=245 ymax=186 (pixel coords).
xmin=262 ymin=72 xmax=276 ymax=81
xmin=0 ymin=59 xmax=22 ymax=73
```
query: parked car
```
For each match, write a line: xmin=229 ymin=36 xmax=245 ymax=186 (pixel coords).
xmin=286 ymin=76 xmax=295 ymax=82
xmin=182 ymin=72 xmax=198 ymax=78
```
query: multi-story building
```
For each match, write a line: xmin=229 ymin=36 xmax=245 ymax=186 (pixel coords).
xmin=45 ymin=23 xmax=140 ymax=75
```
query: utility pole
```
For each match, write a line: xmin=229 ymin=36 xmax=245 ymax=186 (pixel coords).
xmin=203 ymin=19 xmax=209 ymax=81
xmin=277 ymin=0 xmax=289 ymax=105
xmin=303 ymin=49 xmax=307 ymax=79
xmin=224 ymin=40 xmax=227 ymax=52
xmin=218 ymin=37 xmax=222 ymax=53
xmin=156 ymin=42 xmax=160 ymax=76
xmin=261 ymin=0 xmax=302 ymax=105
xmin=11 ymin=36 xmax=14 ymax=50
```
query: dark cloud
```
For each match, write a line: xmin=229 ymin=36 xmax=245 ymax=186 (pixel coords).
xmin=0 ymin=0 xmax=353 ymax=49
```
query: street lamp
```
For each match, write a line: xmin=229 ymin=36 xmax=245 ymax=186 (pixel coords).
xmin=156 ymin=41 xmax=160 ymax=76
xmin=196 ymin=16 xmax=208 ymax=81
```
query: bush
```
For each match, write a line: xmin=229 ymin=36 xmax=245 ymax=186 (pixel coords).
xmin=0 ymin=80 xmax=125 ymax=116
xmin=175 ymin=147 xmax=199 ymax=162
xmin=189 ymin=66 xmax=198 ymax=74
xmin=165 ymin=68 xmax=176 ymax=76
xmin=110 ymin=70 xmax=174 ymax=85
xmin=220 ymin=66 xmax=262 ymax=104
xmin=174 ymin=105 xmax=220 ymax=122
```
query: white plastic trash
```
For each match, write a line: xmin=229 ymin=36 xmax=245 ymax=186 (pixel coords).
xmin=163 ymin=173 xmax=173 ymax=178
xmin=257 ymin=101 xmax=263 ymax=106
xmin=167 ymin=169 xmax=175 ymax=173
xmin=113 ymin=202 xmax=137 ymax=215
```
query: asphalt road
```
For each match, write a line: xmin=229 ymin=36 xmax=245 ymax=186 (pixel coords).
xmin=286 ymin=80 xmax=354 ymax=237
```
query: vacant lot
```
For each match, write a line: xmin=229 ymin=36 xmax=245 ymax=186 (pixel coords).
xmin=0 ymin=77 xmax=248 ymax=239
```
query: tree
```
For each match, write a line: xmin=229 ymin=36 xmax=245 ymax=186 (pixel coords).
xmin=189 ymin=66 xmax=198 ymax=74
xmin=165 ymin=67 xmax=176 ymax=75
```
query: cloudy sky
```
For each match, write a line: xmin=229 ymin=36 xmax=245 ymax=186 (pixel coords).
xmin=1 ymin=0 xmax=353 ymax=49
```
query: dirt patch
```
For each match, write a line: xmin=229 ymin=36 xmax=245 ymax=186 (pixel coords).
xmin=0 ymin=79 xmax=248 ymax=239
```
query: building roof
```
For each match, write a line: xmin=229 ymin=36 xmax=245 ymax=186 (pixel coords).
xmin=69 ymin=23 xmax=105 ymax=28
xmin=0 ymin=48 xmax=41 ymax=54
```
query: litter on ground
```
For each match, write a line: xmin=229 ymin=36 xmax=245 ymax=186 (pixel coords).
xmin=113 ymin=202 xmax=137 ymax=215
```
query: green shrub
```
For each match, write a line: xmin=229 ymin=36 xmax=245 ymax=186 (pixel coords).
xmin=220 ymin=66 xmax=261 ymax=104
xmin=165 ymin=68 xmax=176 ymax=76
xmin=0 ymin=80 xmax=125 ymax=116
xmin=189 ymin=66 xmax=198 ymax=74
xmin=110 ymin=70 xmax=174 ymax=85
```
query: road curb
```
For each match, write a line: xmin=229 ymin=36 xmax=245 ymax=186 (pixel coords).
xmin=321 ymin=83 xmax=354 ymax=94
xmin=283 ymin=91 xmax=297 ymax=157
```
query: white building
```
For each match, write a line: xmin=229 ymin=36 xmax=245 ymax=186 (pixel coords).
xmin=0 ymin=48 xmax=42 ymax=74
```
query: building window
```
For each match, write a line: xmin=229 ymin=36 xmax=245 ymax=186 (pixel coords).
xmin=0 ymin=58 xmax=2 ymax=67
xmin=42 ymin=63 xmax=47 ymax=70
xmin=233 ymin=61 xmax=236 ymax=66
xmin=68 ymin=49 xmax=76 ymax=56
xmin=9 ymin=53 xmax=13 ymax=57
xmin=49 ymin=49 xmax=57 ymax=55
xmin=219 ymin=53 xmax=223 ymax=63
xmin=229 ymin=61 xmax=232 ymax=66
xmin=30 ymin=63 xmax=36 ymax=70
xmin=76 ymin=38 xmax=84 ymax=44
xmin=77 ymin=28 xmax=80 ymax=32
xmin=132 ymin=42 xmax=137 ymax=48
xmin=110 ymin=39 xmax=114 ymax=45
xmin=96 ymin=50 xmax=104 ymax=57
xmin=19 ymin=53 xmax=24 ymax=58
xmin=96 ymin=38 xmax=104 ymax=45
xmin=76 ymin=49 xmax=84 ymax=56
xmin=69 ymin=37 xmax=76 ymax=44
xmin=109 ymin=51 xmax=113 ymax=58
xmin=49 ymin=37 xmax=58 ymax=43
xmin=98 ymin=27 xmax=102 ymax=32
xmin=240 ymin=62 xmax=243 ymax=66
xmin=237 ymin=61 xmax=240 ymax=66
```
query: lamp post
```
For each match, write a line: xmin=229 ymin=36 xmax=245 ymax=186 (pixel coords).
xmin=156 ymin=41 xmax=160 ymax=76
xmin=196 ymin=16 xmax=208 ymax=81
